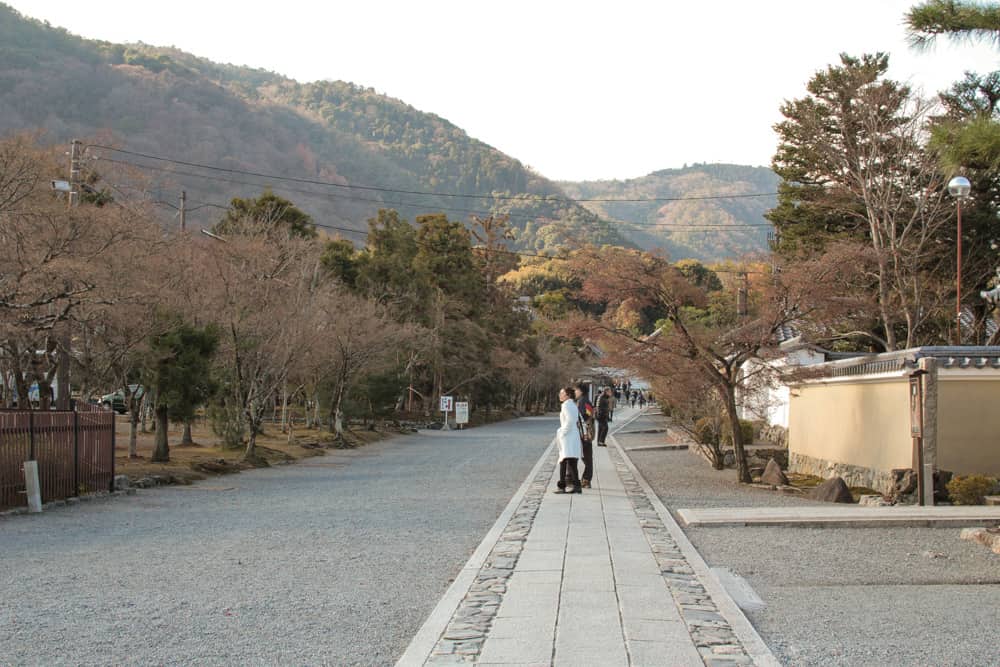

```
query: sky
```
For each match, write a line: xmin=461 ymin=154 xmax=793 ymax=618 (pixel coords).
xmin=8 ymin=0 xmax=1000 ymax=181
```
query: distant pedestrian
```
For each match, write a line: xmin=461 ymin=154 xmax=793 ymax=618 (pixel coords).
xmin=574 ymin=384 xmax=595 ymax=488
xmin=555 ymin=387 xmax=582 ymax=494
xmin=638 ymin=391 xmax=646 ymax=409
xmin=630 ymin=391 xmax=636 ymax=408
xmin=596 ymin=387 xmax=612 ymax=447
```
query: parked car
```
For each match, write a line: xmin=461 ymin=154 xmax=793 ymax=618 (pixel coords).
xmin=100 ymin=385 xmax=143 ymax=414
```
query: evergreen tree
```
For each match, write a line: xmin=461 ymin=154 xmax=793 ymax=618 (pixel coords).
xmin=906 ymin=0 xmax=1000 ymax=50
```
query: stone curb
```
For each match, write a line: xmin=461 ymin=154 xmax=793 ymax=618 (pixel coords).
xmin=611 ymin=434 xmax=782 ymax=667
xmin=0 ymin=488 xmax=137 ymax=519
xmin=395 ymin=437 xmax=557 ymax=667
xmin=422 ymin=451 xmax=557 ymax=664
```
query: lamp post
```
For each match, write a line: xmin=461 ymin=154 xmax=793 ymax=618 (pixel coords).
xmin=948 ymin=176 xmax=971 ymax=344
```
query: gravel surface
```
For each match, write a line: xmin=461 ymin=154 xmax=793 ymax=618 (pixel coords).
xmin=0 ymin=417 xmax=557 ymax=666
xmin=621 ymin=410 xmax=1000 ymax=667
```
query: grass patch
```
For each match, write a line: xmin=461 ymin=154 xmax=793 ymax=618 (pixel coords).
xmin=786 ymin=472 xmax=824 ymax=490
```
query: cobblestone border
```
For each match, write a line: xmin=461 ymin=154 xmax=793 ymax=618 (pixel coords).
xmin=424 ymin=451 xmax=557 ymax=665
xmin=608 ymin=445 xmax=755 ymax=667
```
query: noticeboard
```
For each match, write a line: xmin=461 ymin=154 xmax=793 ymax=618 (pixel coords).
xmin=455 ymin=401 xmax=469 ymax=425
xmin=440 ymin=395 xmax=453 ymax=413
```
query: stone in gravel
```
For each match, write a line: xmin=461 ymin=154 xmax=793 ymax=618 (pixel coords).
xmin=809 ymin=476 xmax=854 ymax=503
xmin=113 ymin=474 xmax=130 ymax=491
xmin=760 ymin=459 xmax=788 ymax=486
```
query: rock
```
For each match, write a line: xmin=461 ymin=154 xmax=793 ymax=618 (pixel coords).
xmin=922 ymin=550 xmax=947 ymax=559
xmin=934 ymin=470 xmax=954 ymax=502
xmin=859 ymin=494 xmax=891 ymax=507
xmin=113 ymin=474 xmax=130 ymax=491
xmin=748 ymin=466 xmax=765 ymax=479
xmin=809 ymin=476 xmax=854 ymax=503
xmin=723 ymin=451 xmax=735 ymax=467
xmin=760 ymin=459 xmax=789 ymax=486
xmin=891 ymin=468 xmax=917 ymax=497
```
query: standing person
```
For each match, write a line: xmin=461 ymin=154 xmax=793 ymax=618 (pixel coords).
xmin=596 ymin=387 xmax=612 ymax=447
xmin=555 ymin=387 xmax=583 ymax=494
xmin=574 ymin=384 xmax=595 ymax=488
xmin=638 ymin=391 xmax=646 ymax=409
xmin=630 ymin=391 xmax=637 ymax=408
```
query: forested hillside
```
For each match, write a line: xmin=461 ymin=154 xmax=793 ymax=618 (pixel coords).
xmin=0 ymin=4 xmax=773 ymax=260
xmin=560 ymin=164 xmax=779 ymax=261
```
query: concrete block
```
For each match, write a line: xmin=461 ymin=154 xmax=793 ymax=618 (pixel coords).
xmin=23 ymin=460 xmax=42 ymax=513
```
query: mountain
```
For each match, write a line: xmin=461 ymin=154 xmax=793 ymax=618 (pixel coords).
xmin=559 ymin=164 xmax=780 ymax=262
xmin=0 ymin=4 xmax=774 ymax=261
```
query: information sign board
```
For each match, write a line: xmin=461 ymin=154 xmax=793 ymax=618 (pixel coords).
xmin=455 ymin=401 xmax=469 ymax=425
xmin=440 ymin=395 xmax=453 ymax=412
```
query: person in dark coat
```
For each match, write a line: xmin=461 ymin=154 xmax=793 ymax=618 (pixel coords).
xmin=574 ymin=384 xmax=595 ymax=488
xmin=596 ymin=387 xmax=612 ymax=447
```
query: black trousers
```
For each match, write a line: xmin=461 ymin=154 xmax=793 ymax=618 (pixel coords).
xmin=597 ymin=418 xmax=609 ymax=445
xmin=581 ymin=439 xmax=593 ymax=481
xmin=558 ymin=458 xmax=580 ymax=489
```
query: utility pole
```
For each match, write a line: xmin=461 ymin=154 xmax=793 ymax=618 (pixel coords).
xmin=736 ymin=271 xmax=749 ymax=318
xmin=57 ymin=139 xmax=83 ymax=409
xmin=68 ymin=139 xmax=82 ymax=208
xmin=179 ymin=190 xmax=187 ymax=232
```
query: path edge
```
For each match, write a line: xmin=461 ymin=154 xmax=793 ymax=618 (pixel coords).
xmin=611 ymin=433 xmax=782 ymax=667
xmin=395 ymin=435 xmax=557 ymax=667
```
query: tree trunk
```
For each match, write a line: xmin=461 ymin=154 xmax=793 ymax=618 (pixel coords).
xmin=181 ymin=420 xmax=194 ymax=446
xmin=875 ymin=253 xmax=897 ymax=351
xmin=151 ymin=406 xmax=169 ymax=462
xmin=140 ymin=393 xmax=151 ymax=432
xmin=723 ymin=386 xmax=751 ymax=484
xmin=280 ymin=384 xmax=289 ymax=434
xmin=244 ymin=422 xmax=258 ymax=460
xmin=330 ymin=380 xmax=346 ymax=438
xmin=128 ymin=411 xmax=139 ymax=458
xmin=243 ymin=404 xmax=259 ymax=461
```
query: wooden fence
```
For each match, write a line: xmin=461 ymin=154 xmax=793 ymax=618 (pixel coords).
xmin=0 ymin=406 xmax=115 ymax=511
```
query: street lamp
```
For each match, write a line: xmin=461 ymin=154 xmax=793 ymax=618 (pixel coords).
xmin=948 ymin=176 xmax=972 ymax=344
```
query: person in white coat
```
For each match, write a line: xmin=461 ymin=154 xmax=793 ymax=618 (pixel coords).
xmin=555 ymin=386 xmax=583 ymax=494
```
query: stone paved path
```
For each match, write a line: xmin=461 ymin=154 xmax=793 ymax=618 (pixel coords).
xmin=399 ymin=409 xmax=779 ymax=666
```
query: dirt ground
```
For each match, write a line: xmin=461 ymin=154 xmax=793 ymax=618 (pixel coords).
xmin=113 ymin=415 xmax=390 ymax=484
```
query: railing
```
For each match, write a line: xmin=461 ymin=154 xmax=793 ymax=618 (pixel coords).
xmin=0 ymin=407 xmax=115 ymax=511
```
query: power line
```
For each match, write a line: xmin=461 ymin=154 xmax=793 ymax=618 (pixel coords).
xmin=97 ymin=156 xmax=774 ymax=233
xmin=86 ymin=143 xmax=778 ymax=204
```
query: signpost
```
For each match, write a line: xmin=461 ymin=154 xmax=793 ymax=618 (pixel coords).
xmin=440 ymin=395 xmax=453 ymax=430
xmin=455 ymin=401 xmax=469 ymax=429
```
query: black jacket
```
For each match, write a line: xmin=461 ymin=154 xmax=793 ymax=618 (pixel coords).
xmin=596 ymin=394 xmax=611 ymax=420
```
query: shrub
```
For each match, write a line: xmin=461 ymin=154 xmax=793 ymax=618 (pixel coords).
xmin=723 ymin=418 xmax=755 ymax=446
xmin=694 ymin=417 xmax=720 ymax=445
xmin=945 ymin=475 xmax=997 ymax=505
xmin=208 ymin=401 xmax=244 ymax=450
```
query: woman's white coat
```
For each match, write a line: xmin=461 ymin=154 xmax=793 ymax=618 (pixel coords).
xmin=557 ymin=398 xmax=583 ymax=461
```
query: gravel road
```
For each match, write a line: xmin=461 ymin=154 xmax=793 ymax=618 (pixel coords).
xmin=0 ymin=417 xmax=556 ymax=666
xmin=622 ymin=410 xmax=1000 ymax=667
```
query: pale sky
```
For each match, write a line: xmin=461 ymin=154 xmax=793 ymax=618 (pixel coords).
xmin=8 ymin=0 xmax=999 ymax=181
